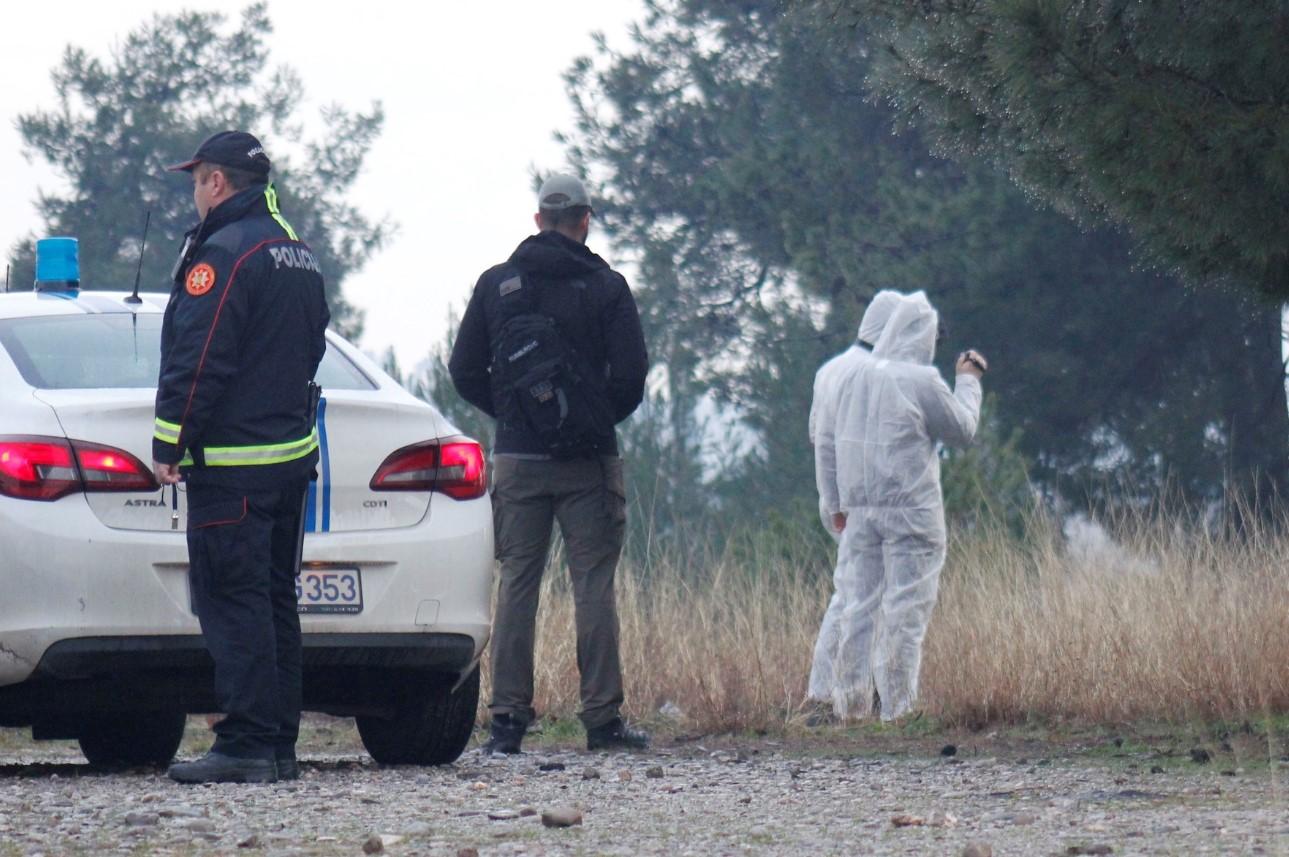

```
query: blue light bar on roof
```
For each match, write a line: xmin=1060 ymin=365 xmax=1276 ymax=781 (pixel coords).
xmin=35 ymin=237 xmax=80 ymax=291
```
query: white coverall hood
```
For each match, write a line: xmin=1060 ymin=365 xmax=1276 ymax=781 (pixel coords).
xmin=871 ymin=290 xmax=938 ymax=365
xmin=816 ymin=290 xmax=983 ymax=721
xmin=857 ymin=290 xmax=903 ymax=348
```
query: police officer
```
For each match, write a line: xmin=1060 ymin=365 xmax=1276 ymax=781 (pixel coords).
xmin=153 ymin=130 xmax=329 ymax=784
xmin=449 ymin=174 xmax=650 ymax=754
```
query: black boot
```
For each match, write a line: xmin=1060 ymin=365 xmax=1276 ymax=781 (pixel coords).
xmin=168 ymin=751 xmax=276 ymax=784
xmin=481 ymin=714 xmax=525 ymax=755
xmin=586 ymin=717 xmax=650 ymax=751
xmin=276 ymin=753 xmax=300 ymax=781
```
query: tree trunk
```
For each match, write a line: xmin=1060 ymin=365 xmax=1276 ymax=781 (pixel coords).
xmin=1218 ymin=297 xmax=1289 ymax=527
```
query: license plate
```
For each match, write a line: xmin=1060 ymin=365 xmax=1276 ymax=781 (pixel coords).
xmin=295 ymin=567 xmax=363 ymax=614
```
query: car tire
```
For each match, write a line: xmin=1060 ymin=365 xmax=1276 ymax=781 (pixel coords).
xmin=356 ymin=667 xmax=480 ymax=765
xmin=77 ymin=711 xmax=187 ymax=769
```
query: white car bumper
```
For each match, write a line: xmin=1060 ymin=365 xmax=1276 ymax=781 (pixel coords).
xmin=0 ymin=492 xmax=494 ymax=690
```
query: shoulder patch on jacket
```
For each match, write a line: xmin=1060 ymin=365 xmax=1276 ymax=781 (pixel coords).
xmin=499 ymin=276 xmax=522 ymax=297
xmin=186 ymin=263 xmax=217 ymax=296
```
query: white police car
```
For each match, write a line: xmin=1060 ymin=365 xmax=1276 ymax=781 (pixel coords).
xmin=0 ymin=245 xmax=493 ymax=767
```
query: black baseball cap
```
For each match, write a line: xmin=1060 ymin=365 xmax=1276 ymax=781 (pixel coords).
xmin=167 ymin=130 xmax=271 ymax=176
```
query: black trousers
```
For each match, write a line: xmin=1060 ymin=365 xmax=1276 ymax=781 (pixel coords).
xmin=186 ymin=475 xmax=308 ymax=760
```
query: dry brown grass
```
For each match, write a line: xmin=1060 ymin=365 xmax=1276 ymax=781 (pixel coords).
xmin=479 ymin=513 xmax=1289 ymax=734
xmin=927 ymin=514 xmax=1289 ymax=728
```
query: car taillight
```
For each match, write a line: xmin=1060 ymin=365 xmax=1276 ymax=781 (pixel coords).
xmin=0 ymin=437 xmax=80 ymax=501
xmin=370 ymin=438 xmax=487 ymax=500
xmin=73 ymin=441 xmax=157 ymax=492
xmin=436 ymin=440 xmax=487 ymax=499
xmin=0 ymin=436 xmax=157 ymax=501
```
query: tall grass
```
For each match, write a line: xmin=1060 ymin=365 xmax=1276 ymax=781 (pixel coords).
xmin=479 ymin=511 xmax=1289 ymax=734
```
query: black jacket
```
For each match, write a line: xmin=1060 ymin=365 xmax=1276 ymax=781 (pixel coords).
xmin=449 ymin=231 xmax=648 ymax=456
xmin=153 ymin=183 xmax=330 ymax=487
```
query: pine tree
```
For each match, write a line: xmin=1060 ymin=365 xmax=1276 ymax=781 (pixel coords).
xmin=8 ymin=3 xmax=389 ymax=336
xmin=815 ymin=0 xmax=1289 ymax=511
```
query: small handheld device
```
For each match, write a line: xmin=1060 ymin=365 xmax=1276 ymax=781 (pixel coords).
xmin=959 ymin=351 xmax=988 ymax=374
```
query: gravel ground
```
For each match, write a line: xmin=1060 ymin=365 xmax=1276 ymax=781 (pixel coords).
xmin=1 ymin=720 xmax=1287 ymax=856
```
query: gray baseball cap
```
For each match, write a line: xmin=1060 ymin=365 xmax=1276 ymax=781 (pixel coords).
xmin=537 ymin=173 xmax=593 ymax=212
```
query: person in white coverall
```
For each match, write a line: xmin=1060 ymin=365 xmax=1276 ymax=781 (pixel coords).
xmin=823 ymin=291 xmax=985 ymax=720
xmin=806 ymin=290 xmax=904 ymax=707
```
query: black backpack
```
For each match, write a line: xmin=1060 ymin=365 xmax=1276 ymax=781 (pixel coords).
xmin=490 ymin=271 xmax=612 ymax=458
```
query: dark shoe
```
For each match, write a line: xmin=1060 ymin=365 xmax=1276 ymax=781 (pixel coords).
xmin=481 ymin=714 xmax=525 ymax=755
xmin=276 ymin=756 xmax=300 ymax=781
xmin=167 ymin=751 xmax=276 ymax=784
xmin=586 ymin=717 xmax=650 ymax=751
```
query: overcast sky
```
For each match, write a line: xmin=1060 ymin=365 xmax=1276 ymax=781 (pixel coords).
xmin=0 ymin=0 xmax=642 ymax=370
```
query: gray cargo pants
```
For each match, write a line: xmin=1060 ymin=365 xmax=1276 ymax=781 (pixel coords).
xmin=489 ymin=455 xmax=627 ymax=729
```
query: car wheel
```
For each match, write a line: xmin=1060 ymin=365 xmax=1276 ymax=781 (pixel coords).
xmin=77 ymin=711 xmax=187 ymax=768
xmin=356 ymin=666 xmax=480 ymax=765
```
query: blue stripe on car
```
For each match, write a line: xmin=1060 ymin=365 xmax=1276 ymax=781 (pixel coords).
xmin=305 ymin=480 xmax=318 ymax=532
xmin=318 ymin=397 xmax=332 ymax=533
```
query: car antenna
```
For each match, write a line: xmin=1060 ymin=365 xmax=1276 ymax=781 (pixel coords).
xmin=125 ymin=210 xmax=150 ymax=304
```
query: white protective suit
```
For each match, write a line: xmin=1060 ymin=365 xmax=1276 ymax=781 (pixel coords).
xmin=806 ymin=291 xmax=903 ymax=703
xmin=825 ymin=291 xmax=981 ymax=720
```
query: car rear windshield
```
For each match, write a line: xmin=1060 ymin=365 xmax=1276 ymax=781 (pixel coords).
xmin=0 ymin=313 xmax=376 ymax=391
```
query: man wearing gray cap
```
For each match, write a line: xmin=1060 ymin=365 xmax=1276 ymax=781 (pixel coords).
xmin=450 ymin=174 xmax=650 ymax=754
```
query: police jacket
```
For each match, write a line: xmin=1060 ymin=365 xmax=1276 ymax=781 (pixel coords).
xmin=153 ymin=182 xmax=330 ymax=488
xmin=448 ymin=230 xmax=648 ymax=456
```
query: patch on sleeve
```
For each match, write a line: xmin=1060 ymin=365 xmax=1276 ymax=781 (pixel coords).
xmin=185 ymin=263 xmax=216 ymax=296
xmin=499 ymin=276 xmax=522 ymax=297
